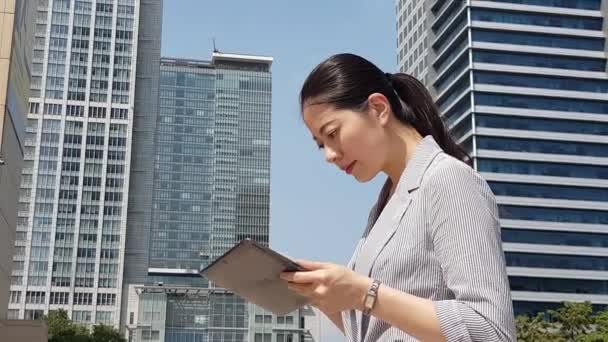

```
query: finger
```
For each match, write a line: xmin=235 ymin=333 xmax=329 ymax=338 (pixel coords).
xmin=295 ymin=259 xmax=329 ymax=270
xmin=281 ymin=270 xmax=325 ymax=284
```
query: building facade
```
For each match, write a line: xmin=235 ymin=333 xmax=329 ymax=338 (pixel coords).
xmin=8 ymin=0 xmax=161 ymax=327
xmin=0 ymin=0 xmax=35 ymax=320
xmin=124 ymin=53 xmax=307 ymax=342
xmin=397 ymin=0 xmax=608 ymax=316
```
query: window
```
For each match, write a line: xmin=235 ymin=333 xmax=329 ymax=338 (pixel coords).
xmin=488 ymin=0 xmax=601 ymax=10
xmin=473 ymin=51 xmax=606 ymax=72
xmin=26 ymin=291 xmax=46 ymax=304
xmin=506 ymin=252 xmax=608 ymax=271
xmin=10 ymin=291 xmax=22 ymax=304
xmin=254 ymin=333 xmax=271 ymax=342
xmin=489 ymin=181 xmax=608 ymax=202
xmin=74 ymin=292 xmax=93 ymax=305
xmin=476 ymin=114 xmax=608 ymax=136
xmin=472 ymin=8 xmax=603 ymax=30
xmin=97 ymin=293 xmax=116 ymax=306
xmin=474 ymin=70 xmax=608 ymax=93
xmin=96 ymin=311 xmax=113 ymax=324
xmin=437 ymin=77 xmax=469 ymax=112
xmin=502 ymin=228 xmax=608 ymax=248
xmin=277 ymin=333 xmax=294 ymax=342
xmin=50 ymin=292 xmax=70 ymax=304
xmin=472 ymin=29 xmax=605 ymax=51
xmin=25 ymin=310 xmax=44 ymax=320
xmin=141 ymin=330 xmax=160 ymax=341
xmin=7 ymin=309 xmax=19 ymax=319
xmin=72 ymin=310 xmax=91 ymax=322
xmin=477 ymin=136 xmax=608 ymax=158
xmin=478 ymin=158 xmax=608 ymax=180
xmin=499 ymin=205 xmax=608 ymax=225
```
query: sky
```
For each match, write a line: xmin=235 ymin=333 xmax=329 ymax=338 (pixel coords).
xmin=162 ymin=1 xmax=396 ymax=340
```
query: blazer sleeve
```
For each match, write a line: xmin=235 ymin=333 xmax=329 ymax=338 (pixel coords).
xmin=426 ymin=159 xmax=516 ymax=342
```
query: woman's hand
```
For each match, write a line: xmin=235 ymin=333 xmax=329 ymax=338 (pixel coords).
xmin=280 ymin=260 xmax=372 ymax=314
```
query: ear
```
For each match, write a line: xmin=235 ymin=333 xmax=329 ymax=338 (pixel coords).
xmin=367 ymin=93 xmax=391 ymax=127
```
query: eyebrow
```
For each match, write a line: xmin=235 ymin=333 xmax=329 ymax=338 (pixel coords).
xmin=318 ymin=120 xmax=335 ymax=136
xmin=311 ymin=120 xmax=335 ymax=144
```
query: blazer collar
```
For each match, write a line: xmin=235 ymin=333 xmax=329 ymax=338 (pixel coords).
xmin=377 ymin=135 xmax=443 ymax=206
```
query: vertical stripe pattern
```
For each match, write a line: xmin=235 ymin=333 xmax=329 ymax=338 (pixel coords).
xmin=342 ymin=136 xmax=516 ymax=342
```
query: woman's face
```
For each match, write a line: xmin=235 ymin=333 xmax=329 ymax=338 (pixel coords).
xmin=302 ymin=95 xmax=391 ymax=183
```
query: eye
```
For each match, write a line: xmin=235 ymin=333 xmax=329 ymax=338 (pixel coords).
xmin=327 ymin=129 xmax=338 ymax=139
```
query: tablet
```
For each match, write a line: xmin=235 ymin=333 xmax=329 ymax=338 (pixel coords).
xmin=199 ymin=239 xmax=311 ymax=315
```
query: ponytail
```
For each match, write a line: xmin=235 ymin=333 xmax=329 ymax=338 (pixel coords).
xmin=386 ymin=73 xmax=470 ymax=164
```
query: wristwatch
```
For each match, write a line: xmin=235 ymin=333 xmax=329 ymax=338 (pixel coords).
xmin=363 ymin=279 xmax=381 ymax=316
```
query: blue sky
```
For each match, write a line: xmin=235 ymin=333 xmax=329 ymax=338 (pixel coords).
xmin=162 ymin=1 xmax=396 ymax=340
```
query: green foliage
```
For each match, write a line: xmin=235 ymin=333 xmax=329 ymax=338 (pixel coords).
xmin=516 ymin=302 xmax=608 ymax=342
xmin=45 ymin=310 xmax=125 ymax=342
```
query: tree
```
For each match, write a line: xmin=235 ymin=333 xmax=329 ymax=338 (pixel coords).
xmin=516 ymin=302 xmax=608 ymax=342
xmin=516 ymin=313 xmax=563 ymax=342
xmin=90 ymin=324 xmax=126 ymax=342
xmin=46 ymin=310 xmax=90 ymax=342
xmin=577 ymin=310 xmax=608 ymax=342
xmin=45 ymin=309 xmax=125 ymax=342
xmin=549 ymin=302 xmax=595 ymax=341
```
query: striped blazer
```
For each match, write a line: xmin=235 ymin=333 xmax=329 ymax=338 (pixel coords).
xmin=342 ymin=135 xmax=516 ymax=342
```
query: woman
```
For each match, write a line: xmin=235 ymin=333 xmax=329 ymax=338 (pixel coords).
xmin=280 ymin=53 xmax=516 ymax=342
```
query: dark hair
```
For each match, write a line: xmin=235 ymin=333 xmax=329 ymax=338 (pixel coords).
xmin=300 ymin=53 xmax=470 ymax=164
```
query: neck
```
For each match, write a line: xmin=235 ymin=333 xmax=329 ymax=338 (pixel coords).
xmin=384 ymin=125 xmax=423 ymax=192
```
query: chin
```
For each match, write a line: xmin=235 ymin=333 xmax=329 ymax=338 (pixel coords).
xmin=353 ymin=171 xmax=377 ymax=183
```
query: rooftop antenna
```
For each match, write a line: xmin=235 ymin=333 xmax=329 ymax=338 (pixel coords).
xmin=212 ymin=37 xmax=218 ymax=53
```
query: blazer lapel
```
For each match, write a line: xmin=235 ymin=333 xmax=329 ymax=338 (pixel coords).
xmin=353 ymin=134 xmax=443 ymax=278
xmin=350 ymin=135 xmax=443 ymax=341
xmin=353 ymin=192 xmax=411 ymax=277
xmin=353 ymin=192 xmax=412 ymax=341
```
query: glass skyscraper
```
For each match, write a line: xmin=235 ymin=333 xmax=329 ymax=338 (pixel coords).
xmin=397 ymin=0 xmax=608 ymax=316
xmin=151 ymin=54 xmax=271 ymax=277
xmin=125 ymin=53 xmax=313 ymax=342
xmin=8 ymin=0 xmax=162 ymax=327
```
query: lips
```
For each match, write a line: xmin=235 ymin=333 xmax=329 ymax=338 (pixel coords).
xmin=343 ymin=161 xmax=356 ymax=175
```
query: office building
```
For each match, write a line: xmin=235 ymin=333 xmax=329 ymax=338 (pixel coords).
xmin=8 ymin=0 xmax=162 ymax=327
xmin=396 ymin=0 xmax=608 ymax=315
xmin=125 ymin=53 xmax=300 ymax=342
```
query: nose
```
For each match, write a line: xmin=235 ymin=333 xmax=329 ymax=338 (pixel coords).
xmin=324 ymin=145 xmax=340 ymax=164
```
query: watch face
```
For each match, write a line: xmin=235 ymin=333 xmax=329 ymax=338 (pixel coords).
xmin=364 ymin=296 xmax=374 ymax=308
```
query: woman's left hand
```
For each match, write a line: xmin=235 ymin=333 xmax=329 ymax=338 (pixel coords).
xmin=280 ymin=260 xmax=372 ymax=314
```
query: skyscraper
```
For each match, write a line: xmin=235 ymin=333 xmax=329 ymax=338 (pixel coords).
xmin=8 ymin=0 xmax=162 ymax=326
xmin=152 ymin=54 xmax=272 ymax=278
xmin=0 ymin=0 xmax=35 ymax=320
xmin=124 ymin=53 xmax=314 ymax=342
xmin=396 ymin=0 xmax=608 ymax=316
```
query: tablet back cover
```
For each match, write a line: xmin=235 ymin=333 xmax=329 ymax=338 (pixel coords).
xmin=200 ymin=240 xmax=310 ymax=315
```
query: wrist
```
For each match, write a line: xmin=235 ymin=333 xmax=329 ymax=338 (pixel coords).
xmin=355 ymin=276 xmax=373 ymax=312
